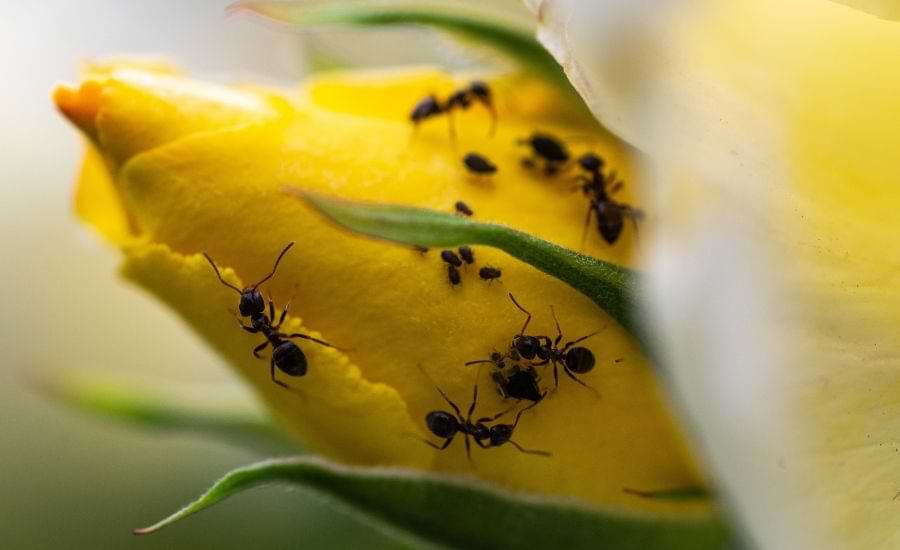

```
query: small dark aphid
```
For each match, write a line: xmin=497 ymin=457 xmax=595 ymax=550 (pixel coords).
xmin=518 ymin=132 xmax=570 ymax=175
xmin=458 ymin=245 xmax=475 ymax=265
xmin=420 ymin=378 xmax=550 ymax=460
xmin=479 ymin=266 xmax=502 ymax=283
xmin=463 ymin=152 xmax=497 ymax=175
xmin=203 ymin=242 xmax=336 ymax=390
xmin=454 ymin=200 xmax=474 ymax=217
xmin=412 ymin=245 xmax=429 ymax=254
xmin=440 ymin=249 xmax=463 ymax=267
xmin=447 ymin=264 xmax=461 ymax=287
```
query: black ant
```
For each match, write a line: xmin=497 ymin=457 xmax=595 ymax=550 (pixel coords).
xmin=465 ymin=351 xmax=544 ymax=403
xmin=463 ymin=152 xmax=497 ymax=176
xmin=574 ymin=152 xmax=645 ymax=246
xmin=421 ymin=378 xmax=549 ymax=461
xmin=409 ymin=81 xmax=496 ymax=140
xmin=518 ymin=132 xmax=570 ymax=175
xmin=445 ymin=80 xmax=497 ymax=137
xmin=203 ymin=242 xmax=335 ymax=390
xmin=454 ymin=201 xmax=474 ymax=217
xmin=507 ymin=293 xmax=600 ymax=396
xmin=479 ymin=266 xmax=501 ymax=283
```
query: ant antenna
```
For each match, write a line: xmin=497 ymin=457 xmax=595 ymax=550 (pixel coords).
xmin=507 ymin=293 xmax=532 ymax=336
xmin=203 ymin=251 xmax=243 ymax=294
xmin=251 ymin=241 xmax=295 ymax=289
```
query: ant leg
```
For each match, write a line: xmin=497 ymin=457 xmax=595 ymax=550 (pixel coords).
xmin=563 ymin=367 xmax=601 ymax=398
xmin=467 ymin=384 xmax=479 ymax=421
xmin=464 ymin=359 xmax=496 ymax=367
xmin=508 ymin=293 xmax=532 ymax=336
xmin=553 ymin=362 xmax=560 ymax=390
xmin=417 ymin=365 xmax=463 ymax=418
xmin=483 ymin=102 xmax=497 ymax=137
xmin=447 ymin=111 xmax=457 ymax=147
xmin=511 ymin=400 xmax=541 ymax=429
xmin=421 ymin=436 xmax=454 ymax=451
xmin=273 ymin=300 xmax=291 ymax=330
xmin=561 ymin=330 xmax=603 ymax=353
xmin=464 ymin=433 xmax=472 ymax=463
xmin=581 ymin=203 xmax=596 ymax=250
xmin=270 ymin=359 xmax=290 ymax=390
xmin=237 ymin=319 xmax=259 ymax=333
xmin=268 ymin=295 xmax=275 ymax=321
xmin=253 ymin=341 xmax=269 ymax=359
xmin=508 ymin=440 xmax=551 ymax=457
xmin=284 ymin=333 xmax=334 ymax=348
xmin=476 ymin=402 xmax=519 ymax=424
xmin=550 ymin=306 xmax=563 ymax=347
xmin=475 ymin=437 xmax=491 ymax=449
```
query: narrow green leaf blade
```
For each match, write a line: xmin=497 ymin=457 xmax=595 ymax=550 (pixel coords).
xmin=135 ymin=457 xmax=731 ymax=549
xmin=38 ymin=373 xmax=298 ymax=455
xmin=289 ymin=189 xmax=645 ymax=347
xmin=235 ymin=1 xmax=578 ymax=98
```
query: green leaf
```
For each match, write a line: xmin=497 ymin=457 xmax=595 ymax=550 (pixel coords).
xmin=37 ymin=373 xmax=298 ymax=455
xmin=623 ymin=487 xmax=712 ymax=502
xmin=288 ymin=190 xmax=649 ymax=351
xmin=135 ymin=457 xmax=732 ymax=549
xmin=235 ymin=1 xmax=580 ymax=101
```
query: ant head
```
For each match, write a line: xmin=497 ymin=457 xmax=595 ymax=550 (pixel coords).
xmin=203 ymin=242 xmax=295 ymax=316
xmin=513 ymin=335 xmax=542 ymax=360
xmin=425 ymin=411 xmax=459 ymax=438
xmin=578 ymin=153 xmax=604 ymax=173
xmin=565 ymin=347 xmax=596 ymax=374
xmin=469 ymin=81 xmax=490 ymax=100
xmin=489 ymin=424 xmax=513 ymax=446
xmin=238 ymin=287 xmax=265 ymax=317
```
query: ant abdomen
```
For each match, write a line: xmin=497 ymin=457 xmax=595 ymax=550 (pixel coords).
xmin=565 ymin=347 xmax=595 ymax=374
xmin=426 ymin=411 xmax=459 ymax=439
xmin=273 ymin=342 xmax=308 ymax=377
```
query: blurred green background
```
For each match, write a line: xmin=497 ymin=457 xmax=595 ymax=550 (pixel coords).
xmin=0 ymin=1 xmax=527 ymax=547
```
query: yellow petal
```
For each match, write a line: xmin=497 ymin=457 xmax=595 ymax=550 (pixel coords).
xmin=57 ymin=66 xmax=703 ymax=513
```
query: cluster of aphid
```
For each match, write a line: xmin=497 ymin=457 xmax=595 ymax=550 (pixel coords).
xmin=433 ymin=200 xmax=502 ymax=287
xmin=420 ymin=293 xmax=603 ymax=460
xmin=411 ymin=83 xmax=643 ymax=247
xmin=518 ymin=132 xmax=645 ymax=246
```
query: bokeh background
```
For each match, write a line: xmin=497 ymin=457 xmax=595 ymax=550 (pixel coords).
xmin=0 ymin=1 xmax=526 ymax=547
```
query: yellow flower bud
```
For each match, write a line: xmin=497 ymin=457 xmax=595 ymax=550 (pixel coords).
xmin=55 ymin=62 xmax=704 ymax=513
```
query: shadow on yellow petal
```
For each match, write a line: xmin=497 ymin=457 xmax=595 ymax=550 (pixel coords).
xmin=59 ymin=66 xmax=703 ymax=514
